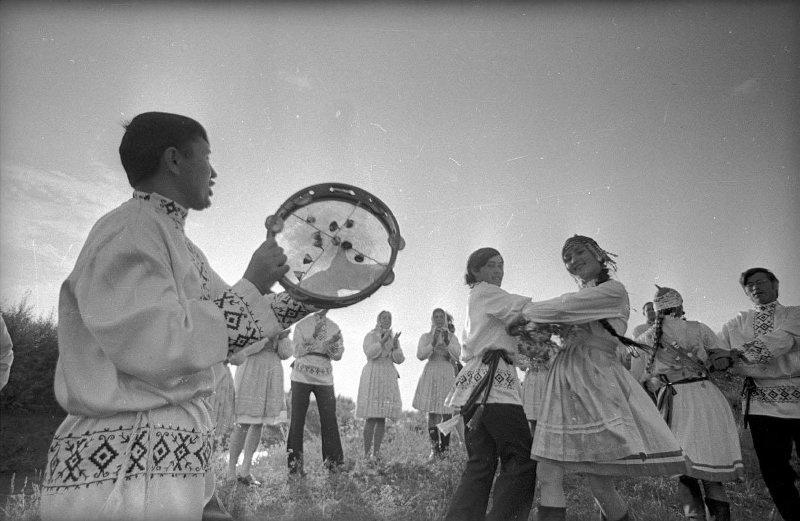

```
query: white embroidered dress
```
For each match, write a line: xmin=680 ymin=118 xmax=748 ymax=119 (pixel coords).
xmin=234 ymin=336 xmax=293 ymax=424
xmin=521 ymin=280 xmax=688 ymax=476
xmin=412 ymin=329 xmax=461 ymax=414
xmin=356 ymin=328 xmax=404 ymax=419
xmin=636 ymin=316 xmax=744 ymax=481
xmin=41 ymin=192 xmax=312 ymax=521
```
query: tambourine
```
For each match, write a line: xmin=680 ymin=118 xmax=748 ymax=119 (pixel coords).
xmin=265 ymin=183 xmax=405 ymax=308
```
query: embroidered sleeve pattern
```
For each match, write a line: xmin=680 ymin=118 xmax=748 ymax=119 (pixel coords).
xmin=214 ymin=289 xmax=264 ymax=355
xmin=271 ymin=292 xmax=315 ymax=330
xmin=740 ymin=338 xmax=775 ymax=364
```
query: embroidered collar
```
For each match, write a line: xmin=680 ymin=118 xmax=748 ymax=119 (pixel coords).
xmin=133 ymin=191 xmax=188 ymax=230
xmin=755 ymin=301 xmax=778 ymax=313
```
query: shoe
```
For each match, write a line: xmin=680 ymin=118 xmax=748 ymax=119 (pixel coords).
xmin=202 ymin=493 xmax=234 ymax=521
xmin=237 ymin=474 xmax=261 ymax=486
xmin=704 ymin=498 xmax=730 ymax=521
xmin=537 ymin=505 xmax=566 ymax=521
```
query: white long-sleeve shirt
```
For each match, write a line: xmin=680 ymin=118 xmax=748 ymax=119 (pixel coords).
xmin=54 ymin=191 xmax=311 ymax=418
xmin=717 ymin=301 xmax=800 ymax=418
xmin=445 ymin=282 xmax=530 ymax=408
xmin=290 ymin=313 xmax=343 ymax=385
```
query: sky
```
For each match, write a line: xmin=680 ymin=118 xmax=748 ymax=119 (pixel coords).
xmin=1 ymin=1 xmax=798 ymax=410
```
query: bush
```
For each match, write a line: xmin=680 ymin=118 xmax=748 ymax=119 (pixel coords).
xmin=0 ymin=299 xmax=60 ymax=413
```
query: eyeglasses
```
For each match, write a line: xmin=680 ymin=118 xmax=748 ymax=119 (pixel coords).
xmin=745 ymin=279 xmax=771 ymax=289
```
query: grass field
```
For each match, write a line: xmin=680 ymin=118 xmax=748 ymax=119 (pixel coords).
xmin=0 ymin=407 xmax=789 ymax=521
xmin=0 ymin=303 xmax=794 ymax=520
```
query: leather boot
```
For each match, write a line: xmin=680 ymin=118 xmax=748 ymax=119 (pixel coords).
xmin=537 ymin=505 xmax=566 ymax=521
xmin=704 ymin=498 xmax=731 ymax=521
xmin=678 ymin=476 xmax=707 ymax=520
xmin=440 ymin=432 xmax=451 ymax=454
xmin=427 ymin=427 xmax=440 ymax=460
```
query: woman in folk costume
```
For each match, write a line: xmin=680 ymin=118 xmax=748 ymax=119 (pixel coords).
xmin=442 ymin=247 xmax=537 ymax=521
xmin=210 ymin=362 xmax=236 ymax=446
xmin=226 ymin=330 xmax=292 ymax=486
xmin=519 ymin=342 xmax=555 ymax=438
xmin=635 ymin=286 xmax=743 ymax=521
xmin=516 ymin=235 xmax=687 ymax=521
xmin=413 ymin=308 xmax=462 ymax=459
xmin=356 ymin=310 xmax=405 ymax=459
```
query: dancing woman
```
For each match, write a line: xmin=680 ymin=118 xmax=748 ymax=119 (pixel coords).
xmin=635 ymin=286 xmax=743 ymax=520
xmin=518 ymin=235 xmax=686 ymax=521
xmin=443 ymin=247 xmax=537 ymax=521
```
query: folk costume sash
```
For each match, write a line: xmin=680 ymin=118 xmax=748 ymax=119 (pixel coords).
xmin=461 ymin=349 xmax=512 ymax=429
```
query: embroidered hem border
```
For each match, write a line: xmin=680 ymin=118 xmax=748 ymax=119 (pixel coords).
xmin=453 ymin=367 xmax=518 ymax=391
xmin=43 ymin=424 xmax=213 ymax=491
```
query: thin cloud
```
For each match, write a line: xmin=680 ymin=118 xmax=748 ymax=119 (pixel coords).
xmin=732 ymin=78 xmax=758 ymax=96
xmin=1 ymin=161 xmax=130 ymax=312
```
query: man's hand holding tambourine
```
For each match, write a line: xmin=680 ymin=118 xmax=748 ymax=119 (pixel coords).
xmin=244 ymin=237 xmax=289 ymax=295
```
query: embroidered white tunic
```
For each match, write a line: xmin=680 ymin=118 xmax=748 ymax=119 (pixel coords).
xmin=717 ymin=301 xmax=800 ymax=419
xmin=445 ymin=282 xmax=529 ymax=409
xmin=290 ymin=314 xmax=343 ymax=386
xmin=41 ymin=192 xmax=312 ymax=521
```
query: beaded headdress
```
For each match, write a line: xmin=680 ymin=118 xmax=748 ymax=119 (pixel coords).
xmin=561 ymin=235 xmax=618 ymax=272
xmin=653 ymin=285 xmax=683 ymax=312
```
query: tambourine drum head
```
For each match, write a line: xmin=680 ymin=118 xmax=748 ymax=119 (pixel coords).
xmin=276 ymin=199 xmax=394 ymax=306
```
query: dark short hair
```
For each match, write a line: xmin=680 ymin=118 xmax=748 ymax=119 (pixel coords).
xmin=739 ymin=267 xmax=778 ymax=287
xmin=119 ymin=112 xmax=208 ymax=187
xmin=464 ymin=247 xmax=502 ymax=285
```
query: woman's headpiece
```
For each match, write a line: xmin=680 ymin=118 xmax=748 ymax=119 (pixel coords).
xmin=561 ymin=235 xmax=618 ymax=272
xmin=653 ymin=285 xmax=683 ymax=312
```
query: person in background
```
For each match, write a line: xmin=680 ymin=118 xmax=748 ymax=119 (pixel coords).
xmin=629 ymin=301 xmax=657 ymax=381
xmin=517 ymin=235 xmax=686 ymax=521
xmin=209 ymin=361 xmax=235 ymax=448
xmin=443 ymin=248 xmax=537 ymax=521
xmin=39 ymin=112 xmax=315 ymax=521
xmin=713 ymin=268 xmax=800 ymax=521
xmin=227 ymin=331 xmax=292 ymax=486
xmin=0 ymin=316 xmax=13 ymax=392
xmin=413 ymin=308 xmax=462 ymax=459
xmin=636 ymin=286 xmax=743 ymax=521
xmin=519 ymin=341 xmax=554 ymax=439
xmin=356 ymin=310 xmax=405 ymax=461
xmin=632 ymin=301 xmax=656 ymax=338
xmin=287 ymin=310 xmax=345 ymax=475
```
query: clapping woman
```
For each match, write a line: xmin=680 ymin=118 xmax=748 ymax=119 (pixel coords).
xmin=413 ymin=308 xmax=462 ymax=459
xmin=356 ymin=310 xmax=405 ymax=460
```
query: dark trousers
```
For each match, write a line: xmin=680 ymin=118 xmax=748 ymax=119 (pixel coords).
xmin=287 ymin=381 xmax=343 ymax=470
xmin=444 ymin=403 xmax=537 ymax=521
xmin=749 ymin=415 xmax=800 ymax=521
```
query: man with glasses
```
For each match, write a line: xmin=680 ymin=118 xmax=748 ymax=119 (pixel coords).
xmin=715 ymin=267 xmax=800 ymax=521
